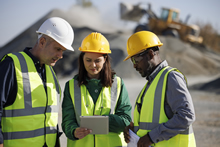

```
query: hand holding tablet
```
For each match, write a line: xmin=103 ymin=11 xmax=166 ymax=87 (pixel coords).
xmin=80 ymin=116 xmax=109 ymax=134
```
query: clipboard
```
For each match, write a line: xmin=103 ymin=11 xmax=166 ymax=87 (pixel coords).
xmin=80 ymin=116 xmax=109 ymax=134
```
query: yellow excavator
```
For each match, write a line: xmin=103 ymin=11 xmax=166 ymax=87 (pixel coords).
xmin=120 ymin=2 xmax=203 ymax=44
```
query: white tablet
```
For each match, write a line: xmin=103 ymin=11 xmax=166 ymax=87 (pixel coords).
xmin=80 ymin=116 xmax=109 ymax=134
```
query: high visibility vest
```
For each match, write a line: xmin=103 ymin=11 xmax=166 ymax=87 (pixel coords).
xmin=134 ymin=66 xmax=196 ymax=147
xmin=67 ymin=76 xmax=127 ymax=147
xmin=1 ymin=52 xmax=61 ymax=147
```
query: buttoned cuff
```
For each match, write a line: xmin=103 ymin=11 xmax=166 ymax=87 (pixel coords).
xmin=147 ymin=132 xmax=154 ymax=143
xmin=149 ymin=128 xmax=164 ymax=143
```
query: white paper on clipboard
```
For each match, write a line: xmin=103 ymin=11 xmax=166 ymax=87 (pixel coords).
xmin=127 ymin=129 xmax=140 ymax=147
xmin=127 ymin=129 xmax=152 ymax=147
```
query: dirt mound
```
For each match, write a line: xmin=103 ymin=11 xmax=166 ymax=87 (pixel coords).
xmin=190 ymin=77 xmax=220 ymax=94
xmin=159 ymin=37 xmax=220 ymax=76
xmin=1 ymin=5 xmax=220 ymax=79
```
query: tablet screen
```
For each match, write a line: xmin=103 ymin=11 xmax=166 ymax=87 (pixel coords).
xmin=80 ymin=116 xmax=109 ymax=134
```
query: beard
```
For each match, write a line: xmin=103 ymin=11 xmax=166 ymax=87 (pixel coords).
xmin=141 ymin=60 xmax=154 ymax=78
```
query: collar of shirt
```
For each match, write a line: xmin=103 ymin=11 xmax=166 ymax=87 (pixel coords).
xmin=85 ymin=78 xmax=102 ymax=103
xmin=23 ymin=47 xmax=46 ymax=84
xmin=24 ymin=47 xmax=41 ymax=66
xmin=86 ymin=78 xmax=102 ymax=87
xmin=147 ymin=60 xmax=168 ymax=82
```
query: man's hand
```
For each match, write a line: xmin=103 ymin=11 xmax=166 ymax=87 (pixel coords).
xmin=74 ymin=127 xmax=92 ymax=139
xmin=0 ymin=144 xmax=3 ymax=147
xmin=123 ymin=122 xmax=134 ymax=143
xmin=137 ymin=133 xmax=153 ymax=147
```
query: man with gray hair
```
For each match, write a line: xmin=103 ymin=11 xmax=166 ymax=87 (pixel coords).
xmin=0 ymin=17 xmax=74 ymax=147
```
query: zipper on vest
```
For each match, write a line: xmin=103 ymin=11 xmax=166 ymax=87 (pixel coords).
xmin=44 ymin=92 xmax=48 ymax=145
xmin=94 ymin=134 xmax=95 ymax=147
xmin=92 ymin=90 xmax=104 ymax=116
xmin=84 ymin=86 xmax=106 ymax=116
xmin=37 ymin=64 xmax=48 ymax=144
xmin=138 ymin=81 xmax=150 ymax=114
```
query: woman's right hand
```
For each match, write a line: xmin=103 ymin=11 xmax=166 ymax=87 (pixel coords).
xmin=74 ymin=127 xmax=92 ymax=139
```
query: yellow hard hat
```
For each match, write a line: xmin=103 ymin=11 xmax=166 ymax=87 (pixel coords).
xmin=79 ymin=32 xmax=111 ymax=54
xmin=124 ymin=31 xmax=163 ymax=61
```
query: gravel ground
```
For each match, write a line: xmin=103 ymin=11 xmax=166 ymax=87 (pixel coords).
xmin=58 ymin=75 xmax=220 ymax=147
xmin=190 ymin=90 xmax=220 ymax=147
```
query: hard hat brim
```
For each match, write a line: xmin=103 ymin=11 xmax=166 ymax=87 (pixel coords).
xmin=123 ymin=55 xmax=132 ymax=61
xmin=123 ymin=44 xmax=163 ymax=61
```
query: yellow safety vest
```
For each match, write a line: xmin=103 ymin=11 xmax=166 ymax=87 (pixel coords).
xmin=134 ymin=66 xmax=196 ymax=147
xmin=1 ymin=52 xmax=61 ymax=147
xmin=67 ymin=76 xmax=127 ymax=147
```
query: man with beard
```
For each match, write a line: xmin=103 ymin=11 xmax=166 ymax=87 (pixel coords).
xmin=123 ymin=31 xmax=196 ymax=147
xmin=0 ymin=17 xmax=74 ymax=147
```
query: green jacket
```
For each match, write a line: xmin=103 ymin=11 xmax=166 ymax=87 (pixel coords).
xmin=62 ymin=75 xmax=132 ymax=141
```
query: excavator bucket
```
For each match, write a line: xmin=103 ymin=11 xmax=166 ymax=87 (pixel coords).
xmin=120 ymin=2 xmax=146 ymax=22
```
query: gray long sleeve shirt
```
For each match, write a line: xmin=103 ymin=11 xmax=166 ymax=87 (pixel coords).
xmin=144 ymin=60 xmax=195 ymax=143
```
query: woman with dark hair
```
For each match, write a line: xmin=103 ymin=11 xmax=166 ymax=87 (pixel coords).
xmin=62 ymin=32 xmax=132 ymax=147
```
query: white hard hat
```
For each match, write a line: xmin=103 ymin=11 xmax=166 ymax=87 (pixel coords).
xmin=36 ymin=17 xmax=74 ymax=51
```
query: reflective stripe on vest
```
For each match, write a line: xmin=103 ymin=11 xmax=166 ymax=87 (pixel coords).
xmin=2 ymin=52 xmax=60 ymax=146
xmin=134 ymin=66 xmax=173 ymax=133
xmin=67 ymin=76 xmax=126 ymax=147
xmin=72 ymin=76 xmax=119 ymax=124
xmin=134 ymin=66 xmax=196 ymax=147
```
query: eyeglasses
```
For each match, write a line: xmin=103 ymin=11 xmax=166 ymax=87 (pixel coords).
xmin=131 ymin=50 xmax=148 ymax=65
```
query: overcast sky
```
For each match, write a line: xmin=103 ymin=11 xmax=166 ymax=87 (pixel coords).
xmin=0 ymin=0 xmax=219 ymax=47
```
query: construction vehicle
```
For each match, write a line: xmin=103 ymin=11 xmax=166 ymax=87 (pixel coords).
xmin=120 ymin=2 xmax=203 ymax=44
